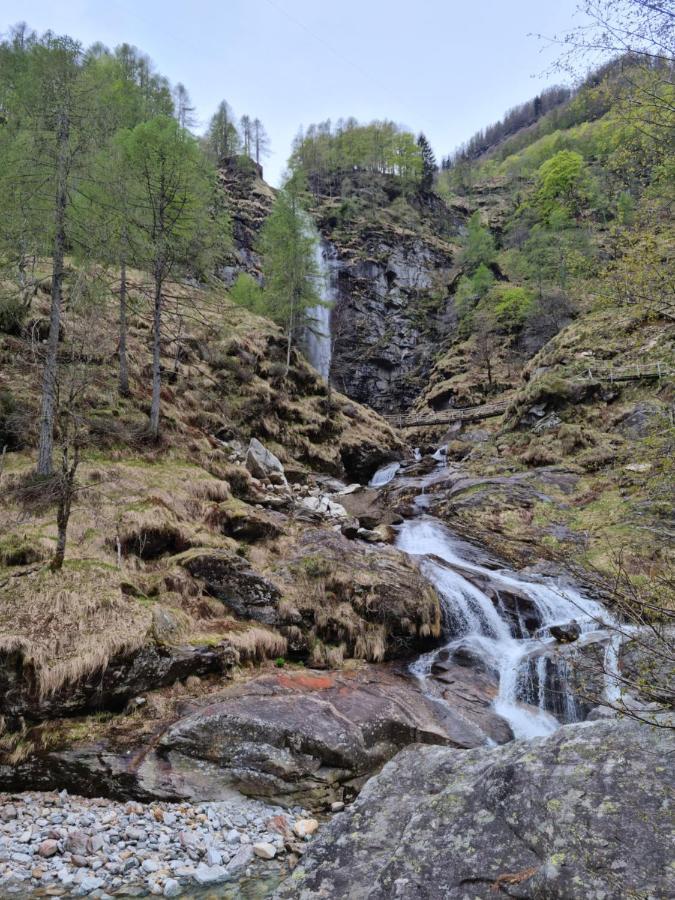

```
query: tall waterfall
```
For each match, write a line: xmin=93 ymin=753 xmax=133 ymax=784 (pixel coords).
xmin=304 ymin=238 xmax=337 ymax=381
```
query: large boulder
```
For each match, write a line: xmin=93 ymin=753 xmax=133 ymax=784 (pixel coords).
xmin=276 ymin=717 xmax=674 ymax=898
xmin=245 ymin=437 xmax=288 ymax=486
xmin=158 ymin=667 xmax=499 ymax=807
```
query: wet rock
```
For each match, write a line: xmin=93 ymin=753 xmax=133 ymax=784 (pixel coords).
xmin=549 ymin=621 xmax=581 ymax=643
xmin=159 ymin=667 xmax=490 ymax=807
xmin=335 ymin=487 xmax=403 ymax=529
xmin=276 ymin=718 xmax=674 ymax=899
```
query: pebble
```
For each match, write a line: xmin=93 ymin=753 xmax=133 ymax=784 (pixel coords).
xmin=0 ymin=789 xmax=318 ymax=897
xmin=293 ymin=818 xmax=319 ymax=838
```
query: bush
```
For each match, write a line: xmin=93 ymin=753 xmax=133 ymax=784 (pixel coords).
xmin=0 ymin=294 xmax=26 ymax=335
xmin=274 ymin=656 xmax=286 ymax=668
xmin=300 ymin=554 xmax=332 ymax=578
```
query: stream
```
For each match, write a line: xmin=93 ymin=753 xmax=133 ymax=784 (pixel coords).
xmin=371 ymin=457 xmax=620 ymax=740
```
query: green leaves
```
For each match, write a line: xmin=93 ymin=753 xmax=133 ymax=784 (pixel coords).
xmin=536 ymin=150 xmax=587 ymax=219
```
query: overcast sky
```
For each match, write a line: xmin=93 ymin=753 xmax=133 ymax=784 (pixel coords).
xmin=3 ymin=0 xmax=583 ymax=184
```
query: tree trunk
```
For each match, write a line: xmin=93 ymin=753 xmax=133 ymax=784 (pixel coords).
xmin=50 ymin=445 xmax=78 ymax=572
xmin=149 ymin=268 xmax=163 ymax=439
xmin=37 ymin=111 xmax=69 ymax=475
xmin=118 ymin=256 xmax=130 ymax=396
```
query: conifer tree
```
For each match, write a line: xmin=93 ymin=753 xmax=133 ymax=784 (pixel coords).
xmin=118 ymin=115 xmax=217 ymax=438
xmin=259 ymin=175 xmax=321 ymax=373
xmin=417 ymin=132 xmax=437 ymax=191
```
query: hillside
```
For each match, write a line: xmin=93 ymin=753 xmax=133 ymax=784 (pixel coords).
xmin=0 ymin=18 xmax=673 ymax=900
xmin=401 ymin=60 xmax=675 ymax=594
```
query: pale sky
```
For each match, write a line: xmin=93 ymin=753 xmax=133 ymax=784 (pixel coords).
xmin=2 ymin=0 xmax=583 ymax=184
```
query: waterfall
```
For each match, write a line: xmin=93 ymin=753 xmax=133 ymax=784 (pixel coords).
xmin=369 ymin=461 xmax=401 ymax=487
xmin=304 ymin=237 xmax=337 ymax=381
xmin=396 ymin=513 xmax=620 ymax=740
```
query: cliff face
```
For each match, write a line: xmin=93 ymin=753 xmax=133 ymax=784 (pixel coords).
xmin=313 ymin=176 xmax=465 ymax=413
xmin=217 ymin=156 xmax=275 ymax=284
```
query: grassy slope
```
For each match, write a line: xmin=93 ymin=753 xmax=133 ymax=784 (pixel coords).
xmin=0 ymin=267 xmax=405 ymax=706
xmin=412 ymin=85 xmax=674 ymax=601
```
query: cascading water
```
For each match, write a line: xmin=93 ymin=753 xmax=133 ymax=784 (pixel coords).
xmin=368 ymin=456 xmax=622 ymax=741
xmin=369 ymin=461 xmax=401 ymax=487
xmin=304 ymin=238 xmax=337 ymax=381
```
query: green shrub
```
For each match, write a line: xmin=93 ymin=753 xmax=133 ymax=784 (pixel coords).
xmin=300 ymin=554 xmax=332 ymax=578
xmin=274 ymin=656 xmax=285 ymax=668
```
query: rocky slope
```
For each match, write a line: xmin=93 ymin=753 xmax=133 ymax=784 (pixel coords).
xmin=277 ymin=717 xmax=675 ymax=899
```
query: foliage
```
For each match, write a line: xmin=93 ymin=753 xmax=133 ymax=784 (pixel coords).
xmin=535 ymin=150 xmax=588 ymax=218
xmin=258 ymin=175 xmax=321 ymax=368
xmin=229 ymin=273 xmax=264 ymax=314
xmin=290 ymin=119 xmax=424 ymax=192
xmin=462 ymin=212 xmax=497 ymax=270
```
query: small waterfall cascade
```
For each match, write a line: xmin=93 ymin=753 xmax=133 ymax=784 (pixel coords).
xmin=369 ymin=456 xmax=623 ymax=741
xmin=369 ymin=461 xmax=401 ymax=487
xmin=304 ymin=238 xmax=338 ymax=381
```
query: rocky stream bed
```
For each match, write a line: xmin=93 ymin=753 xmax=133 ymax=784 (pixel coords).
xmin=1 ymin=447 xmax=672 ymax=899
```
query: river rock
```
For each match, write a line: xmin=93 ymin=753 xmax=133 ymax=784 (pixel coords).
xmin=253 ymin=842 xmax=276 ymax=859
xmin=549 ymin=621 xmax=581 ymax=643
xmin=159 ymin=666 xmax=498 ymax=807
xmin=276 ymin=718 xmax=674 ymax=899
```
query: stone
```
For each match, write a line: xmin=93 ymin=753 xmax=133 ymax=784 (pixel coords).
xmin=253 ymin=842 xmax=276 ymax=860
xmin=38 ymin=840 xmax=59 ymax=858
xmin=141 ymin=859 xmax=160 ymax=873
xmin=549 ymin=621 xmax=581 ymax=643
xmin=160 ymin=667 xmax=493 ymax=807
xmin=330 ymin=802 xmax=344 ymax=813
xmin=226 ymin=844 xmax=254 ymax=875
xmin=163 ymin=879 xmax=181 ymax=898
xmin=293 ymin=819 xmax=319 ymax=838
xmin=76 ymin=876 xmax=104 ymax=894
xmin=205 ymin=847 xmax=222 ymax=867
xmin=193 ymin=862 xmax=229 ymax=885
xmin=179 ymin=550 xmax=281 ymax=626
xmin=65 ymin=831 xmax=89 ymax=855
xmin=275 ymin=718 xmax=675 ymax=899
xmin=245 ymin=438 xmax=287 ymax=486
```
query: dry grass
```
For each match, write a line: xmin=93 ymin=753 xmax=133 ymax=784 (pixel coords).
xmin=0 ymin=563 xmax=152 ymax=698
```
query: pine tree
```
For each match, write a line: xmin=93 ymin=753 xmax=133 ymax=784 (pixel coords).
xmin=0 ymin=30 xmax=107 ymax=474
xmin=204 ymin=100 xmax=241 ymax=162
xmin=252 ymin=118 xmax=270 ymax=166
xmin=417 ymin=132 xmax=437 ymax=191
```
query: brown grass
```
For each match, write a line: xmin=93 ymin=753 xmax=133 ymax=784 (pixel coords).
xmin=0 ymin=564 xmax=152 ymax=698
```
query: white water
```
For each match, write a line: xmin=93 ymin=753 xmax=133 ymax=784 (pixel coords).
xmin=396 ymin=512 xmax=618 ymax=740
xmin=369 ymin=461 xmax=401 ymax=487
xmin=304 ymin=239 xmax=337 ymax=380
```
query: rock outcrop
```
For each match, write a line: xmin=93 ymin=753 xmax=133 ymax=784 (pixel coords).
xmin=0 ymin=666 xmax=511 ymax=806
xmin=276 ymin=717 xmax=674 ymax=898
xmin=158 ymin=666 xmax=500 ymax=806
